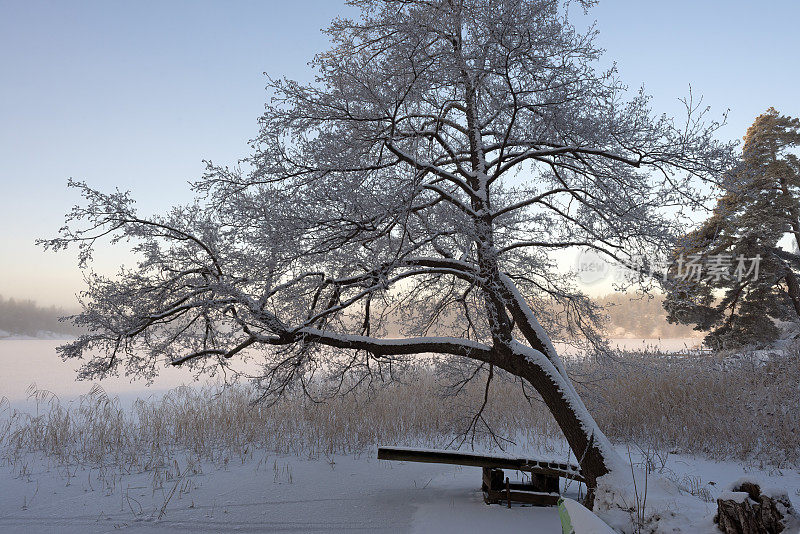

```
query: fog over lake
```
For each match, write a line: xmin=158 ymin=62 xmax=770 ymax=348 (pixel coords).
xmin=0 ymin=338 xmax=703 ymax=404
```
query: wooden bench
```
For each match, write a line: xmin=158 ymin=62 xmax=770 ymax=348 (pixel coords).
xmin=377 ymin=446 xmax=584 ymax=506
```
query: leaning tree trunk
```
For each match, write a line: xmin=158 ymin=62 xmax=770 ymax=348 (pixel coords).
xmin=493 ymin=273 xmax=622 ymax=497
xmin=494 ymin=345 xmax=618 ymax=505
xmin=473 ymin=241 xmax=621 ymax=504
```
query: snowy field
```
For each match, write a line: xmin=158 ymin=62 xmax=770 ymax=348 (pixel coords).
xmin=2 ymin=339 xmax=798 ymax=533
xmin=0 ymin=453 xmax=566 ymax=533
xmin=1 ymin=447 xmax=798 ymax=533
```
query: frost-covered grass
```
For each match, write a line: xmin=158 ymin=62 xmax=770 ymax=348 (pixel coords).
xmin=1 ymin=346 xmax=797 ymax=478
xmin=0 ymin=373 xmax=563 ymax=475
xmin=578 ymin=347 xmax=800 ymax=468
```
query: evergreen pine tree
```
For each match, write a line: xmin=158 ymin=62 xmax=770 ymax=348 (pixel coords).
xmin=665 ymin=108 xmax=800 ymax=348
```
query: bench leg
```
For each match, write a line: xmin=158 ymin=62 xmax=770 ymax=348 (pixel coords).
xmin=482 ymin=468 xmax=505 ymax=504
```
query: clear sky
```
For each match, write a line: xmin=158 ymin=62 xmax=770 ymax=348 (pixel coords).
xmin=1 ymin=0 xmax=798 ymax=307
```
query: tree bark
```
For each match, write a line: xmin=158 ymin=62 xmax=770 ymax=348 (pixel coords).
xmin=491 ymin=345 xmax=614 ymax=504
xmin=784 ymin=268 xmax=800 ymax=320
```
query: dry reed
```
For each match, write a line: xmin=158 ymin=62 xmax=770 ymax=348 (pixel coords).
xmin=1 ymin=347 xmax=797 ymax=476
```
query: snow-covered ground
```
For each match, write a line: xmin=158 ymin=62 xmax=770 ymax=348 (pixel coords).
xmin=0 ymin=452 xmax=566 ymax=533
xmin=1 ymin=448 xmax=798 ymax=533
xmin=3 ymin=339 xmax=798 ymax=532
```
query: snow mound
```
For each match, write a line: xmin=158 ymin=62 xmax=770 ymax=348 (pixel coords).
xmin=593 ymin=468 xmax=717 ymax=533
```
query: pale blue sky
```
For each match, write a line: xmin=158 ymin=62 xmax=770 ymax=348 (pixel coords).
xmin=1 ymin=1 xmax=798 ymax=306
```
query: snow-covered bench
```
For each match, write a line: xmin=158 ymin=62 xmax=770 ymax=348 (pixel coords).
xmin=377 ymin=446 xmax=584 ymax=506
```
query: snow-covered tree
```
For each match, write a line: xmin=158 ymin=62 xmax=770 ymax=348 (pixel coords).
xmin=665 ymin=108 xmax=800 ymax=348
xmin=42 ymin=0 xmax=730 ymax=500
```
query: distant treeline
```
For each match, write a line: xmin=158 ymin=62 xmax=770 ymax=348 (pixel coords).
xmin=596 ymin=293 xmax=701 ymax=339
xmin=0 ymin=295 xmax=83 ymax=337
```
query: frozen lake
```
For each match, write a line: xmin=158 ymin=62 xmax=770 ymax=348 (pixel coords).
xmin=0 ymin=339 xmax=215 ymax=405
xmin=0 ymin=338 xmax=703 ymax=403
